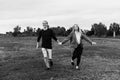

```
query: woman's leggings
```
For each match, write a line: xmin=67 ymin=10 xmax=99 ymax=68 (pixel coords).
xmin=72 ymin=44 xmax=83 ymax=66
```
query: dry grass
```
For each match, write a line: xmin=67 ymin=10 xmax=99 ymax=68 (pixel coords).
xmin=0 ymin=37 xmax=120 ymax=80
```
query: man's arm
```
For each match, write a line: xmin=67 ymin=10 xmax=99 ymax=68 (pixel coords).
xmin=51 ymin=30 xmax=62 ymax=44
xmin=36 ymin=31 xmax=42 ymax=49
xmin=51 ymin=30 xmax=58 ymax=41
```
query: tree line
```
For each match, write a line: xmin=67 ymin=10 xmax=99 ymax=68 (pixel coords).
xmin=6 ymin=26 xmax=71 ymax=37
xmin=86 ymin=22 xmax=120 ymax=37
xmin=6 ymin=22 xmax=120 ymax=37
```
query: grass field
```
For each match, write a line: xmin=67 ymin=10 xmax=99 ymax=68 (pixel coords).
xmin=0 ymin=37 xmax=120 ymax=80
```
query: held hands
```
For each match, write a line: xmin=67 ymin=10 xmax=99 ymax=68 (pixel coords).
xmin=58 ymin=42 xmax=62 ymax=45
xmin=57 ymin=40 xmax=62 ymax=45
xmin=92 ymin=42 xmax=96 ymax=45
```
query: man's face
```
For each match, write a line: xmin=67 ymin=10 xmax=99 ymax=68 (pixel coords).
xmin=42 ymin=22 xmax=48 ymax=29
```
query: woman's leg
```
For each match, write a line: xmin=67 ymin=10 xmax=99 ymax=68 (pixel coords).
xmin=76 ymin=46 xmax=83 ymax=69
xmin=72 ymin=48 xmax=77 ymax=60
xmin=71 ymin=48 xmax=77 ymax=66
xmin=41 ymin=48 xmax=50 ymax=69
xmin=76 ymin=55 xmax=81 ymax=66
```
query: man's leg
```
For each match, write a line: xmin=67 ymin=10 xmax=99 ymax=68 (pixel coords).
xmin=41 ymin=48 xmax=50 ymax=69
xmin=47 ymin=49 xmax=52 ymax=59
xmin=47 ymin=49 xmax=53 ymax=67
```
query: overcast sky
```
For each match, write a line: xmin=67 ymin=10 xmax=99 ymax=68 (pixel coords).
xmin=0 ymin=0 xmax=120 ymax=33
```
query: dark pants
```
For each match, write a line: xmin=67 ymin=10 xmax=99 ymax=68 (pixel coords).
xmin=72 ymin=44 xmax=83 ymax=66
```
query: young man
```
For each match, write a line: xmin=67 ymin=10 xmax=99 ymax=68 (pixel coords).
xmin=36 ymin=20 xmax=61 ymax=70
xmin=61 ymin=24 xmax=96 ymax=70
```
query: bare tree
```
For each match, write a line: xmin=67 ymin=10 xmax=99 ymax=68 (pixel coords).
xmin=110 ymin=23 xmax=120 ymax=38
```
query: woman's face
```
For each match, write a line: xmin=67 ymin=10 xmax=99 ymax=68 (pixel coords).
xmin=74 ymin=25 xmax=79 ymax=31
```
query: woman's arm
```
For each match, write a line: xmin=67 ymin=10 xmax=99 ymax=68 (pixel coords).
xmin=62 ymin=32 xmax=72 ymax=44
xmin=82 ymin=33 xmax=96 ymax=45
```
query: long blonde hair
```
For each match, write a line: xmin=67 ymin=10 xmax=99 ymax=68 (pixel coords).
xmin=72 ymin=24 xmax=81 ymax=33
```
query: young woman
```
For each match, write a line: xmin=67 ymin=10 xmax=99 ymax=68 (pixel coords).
xmin=36 ymin=20 xmax=61 ymax=70
xmin=61 ymin=24 xmax=96 ymax=70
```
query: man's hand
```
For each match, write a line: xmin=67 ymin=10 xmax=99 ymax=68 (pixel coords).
xmin=36 ymin=42 xmax=39 ymax=49
xmin=36 ymin=45 xmax=39 ymax=49
xmin=92 ymin=42 xmax=96 ymax=45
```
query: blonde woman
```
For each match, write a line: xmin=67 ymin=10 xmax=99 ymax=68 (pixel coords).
xmin=61 ymin=24 xmax=96 ymax=70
